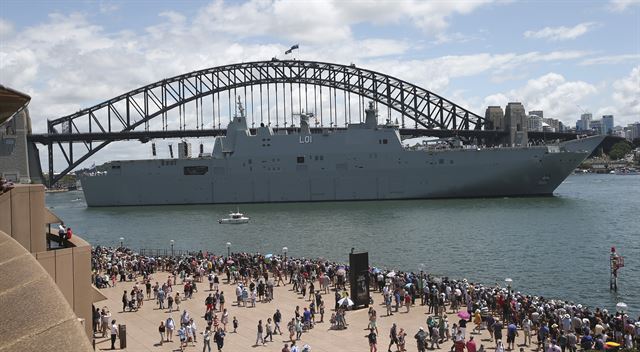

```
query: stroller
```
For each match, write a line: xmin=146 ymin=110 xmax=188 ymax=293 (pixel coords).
xmin=128 ymin=297 xmax=138 ymax=311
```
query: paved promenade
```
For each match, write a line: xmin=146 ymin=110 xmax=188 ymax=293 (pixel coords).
xmin=94 ymin=273 xmax=521 ymax=352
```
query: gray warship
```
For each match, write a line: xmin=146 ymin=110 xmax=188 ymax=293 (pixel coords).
xmin=79 ymin=100 xmax=603 ymax=206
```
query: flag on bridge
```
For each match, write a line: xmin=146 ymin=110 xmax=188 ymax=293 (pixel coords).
xmin=285 ymin=44 xmax=299 ymax=55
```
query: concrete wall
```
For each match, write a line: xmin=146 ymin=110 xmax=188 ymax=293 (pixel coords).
xmin=0 ymin=184 xmax=98 ymax=338
xmin=0 ymin=184 xmax=45 ymax=252
xmin=0 ymin=231 xmax=94 ymax=352
xmin=0 ymin=109 xmax=32 ymax=182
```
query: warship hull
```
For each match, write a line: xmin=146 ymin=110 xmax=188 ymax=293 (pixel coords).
xmin=79 ymin=137 xmax=604 ymax=207
xmin=80 ymin=102 xmax=604 ymax=207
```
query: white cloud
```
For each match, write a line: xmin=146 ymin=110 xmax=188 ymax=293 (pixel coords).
xmin=483 ymin=73 xmax=598 ymax=124
xmin=579 ymin=54 xmax=640 ymax=65
xmin=608 ymin=0 xmax=640 ymax=12
xmin=612 ymin=66 xmax=640 ymax=118
xmin=0 ymin=18 xmax=13 ymax=37
xmin=524 ymin=22 xmax=597 ymax=41
xmin=337 ymin=0 xmax=495 ymax=33
xmin=192 ymin=0 xmax=497 ymax=44
xmin=362 ymin=51 xmax=589 ymax=93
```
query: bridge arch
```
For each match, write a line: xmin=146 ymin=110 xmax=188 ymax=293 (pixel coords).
xmin=43 ymin=59 xmax=486 ymax=185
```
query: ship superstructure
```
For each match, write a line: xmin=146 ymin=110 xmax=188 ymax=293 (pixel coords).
xmin=80 ymin=100 xmax=604 ymax=206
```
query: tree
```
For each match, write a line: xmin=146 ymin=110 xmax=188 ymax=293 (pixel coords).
xmin=608 ymin=141 xmax=632 ymax=160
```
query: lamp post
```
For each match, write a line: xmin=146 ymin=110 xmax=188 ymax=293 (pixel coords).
xmin=170 ymin=239 xmax=174 ymax=257
xmin=119 ymin=237 xmax=124 ymax=249
xmin=419 ymin=263 xmax=426 ymax=305
xmin=226 ymin=242 xmax=231 ymax=258
xmin=282 ymin=246 xmax=288 ymax=280
xmin=505 ymin=278 xmax=513 ymax=296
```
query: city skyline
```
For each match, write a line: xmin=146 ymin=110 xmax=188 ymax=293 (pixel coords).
xmin=1 ymin=0 xmax=639 ymax=165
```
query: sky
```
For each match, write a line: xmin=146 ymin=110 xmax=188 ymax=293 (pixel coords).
xmin=1 ymin=0 xmax=639 ymax=169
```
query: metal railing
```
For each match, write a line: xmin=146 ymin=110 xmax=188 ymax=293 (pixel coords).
xmin=136 ymin=248 xmax=220 ymax=258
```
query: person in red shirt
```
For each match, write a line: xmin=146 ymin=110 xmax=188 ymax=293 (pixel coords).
xmin=455 ymin=339 xmax=466 ymax=352
xmin=466 ymin=336 xmax=477 ymax=352
xmin=66 ymin=227 xmax=73 ymax=240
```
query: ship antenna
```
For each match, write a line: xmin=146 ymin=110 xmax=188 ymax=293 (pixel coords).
xmin=237 ymin=95 xmax=245 ymax=117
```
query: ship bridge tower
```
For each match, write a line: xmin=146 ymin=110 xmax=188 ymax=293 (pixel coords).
xmin=364 ymin=101 xmax=378 ymax=128
xmin=299 ymin=112 xmax=312 ymax=135
xmin=223 ymin=96 xmax=249 ymax=153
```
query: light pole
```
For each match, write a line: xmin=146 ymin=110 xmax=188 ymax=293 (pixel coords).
xmin=170 ymin=239 xmax=174 ymax=257
xmin=119 ymin=237 xmax=124 ymax=249
xmin=282 ymin=246 xmax=288 ymax=280
xmin=505 ymin=278 xmax=513 ymax=295
xmin=226 ymin=242 xmax=231 ymax=258
xmin=419 ymin=263 xmax=425 ymax=305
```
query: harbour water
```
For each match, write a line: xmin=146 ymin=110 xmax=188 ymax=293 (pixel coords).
xmin=47 ymin=174 xmax=639 ymax=317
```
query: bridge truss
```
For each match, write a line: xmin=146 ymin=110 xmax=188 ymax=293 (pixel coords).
xmin=34 ymin=59 xmax=489 ymax=186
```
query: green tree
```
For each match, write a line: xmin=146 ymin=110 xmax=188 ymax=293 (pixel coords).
xmin=609 ymin=141 xmax=632 ymax=160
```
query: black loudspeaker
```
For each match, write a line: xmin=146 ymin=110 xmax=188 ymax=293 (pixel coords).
xmin=349 ymin=252 xmax=369 ymax=310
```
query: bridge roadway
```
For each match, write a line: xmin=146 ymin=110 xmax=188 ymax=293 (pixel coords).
xmin=27 ymin=128 xmax=579 ymax=143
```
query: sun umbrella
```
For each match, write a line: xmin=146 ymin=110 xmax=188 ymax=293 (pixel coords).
xmin=404 ymin=283 xmax=413 ymax=289
xmin=605 ymin=341 xmax=621 ymax=348
xmin=386 ymin=271 xmax=396 ymax=278
xmin=615 ymin=302 xmax=627 ymax=313
xmin=265 ymin=254 xmax=273 ymax=258
xmin=226 ymin=259 xmax=234 ymax=264
xmin=336 ymin=268 xmax=346 ymax=276
xmin=338 ymin=297 xmax=354 ymax=307
xmin=457 ymin=311 xmax=470 ymax=320
xmin=372 ymin=268 xmax=381 ymax=274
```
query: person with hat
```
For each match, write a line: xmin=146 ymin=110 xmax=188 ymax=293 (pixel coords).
xmin=415 ymin=327 xmax=427 ymax=352
xmin=561 ymin=314 xmax=572 ymax=334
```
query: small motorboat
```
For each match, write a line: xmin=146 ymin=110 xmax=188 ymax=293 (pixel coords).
xmin=218 ymin=209 xmax=250 ymax=224
xmin=614 ymin=167 xmax=639 ymax=175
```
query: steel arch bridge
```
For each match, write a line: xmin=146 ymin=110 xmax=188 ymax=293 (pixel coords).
xmin=32 ymin=59 xmax=489 ymax=186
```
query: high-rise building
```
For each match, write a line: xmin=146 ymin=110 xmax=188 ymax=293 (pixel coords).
xmin=577 ymin=113 xmax=592 ymax=131
xmin=602 ymin=115 xmax=614 ymax=135
xmin=504 ymin=102 xmax=528 ymax=146
xmin=627 ymin=122 xmax=640 ymax=140
xmin=529 ymin=110 xmax=543 ymax=118
xmin=544 ymin=118 xmax=562 ymax=133
xmin=528 ymin=114 xmax=543 ymax=132
xmin=485 ymin=106 xmax=504 ymax=130
xmin=590 ymin=120 xmax=603 ymax=135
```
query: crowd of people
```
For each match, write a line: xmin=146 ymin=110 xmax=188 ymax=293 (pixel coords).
xmin=91 ymin=245 xmax=640 ymax=351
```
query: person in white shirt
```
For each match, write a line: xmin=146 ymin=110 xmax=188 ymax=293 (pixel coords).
xmin=110 ymin=320 xmax=118 ymax=350
xmin=522 ymin=317 xmax=532 ymax=346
